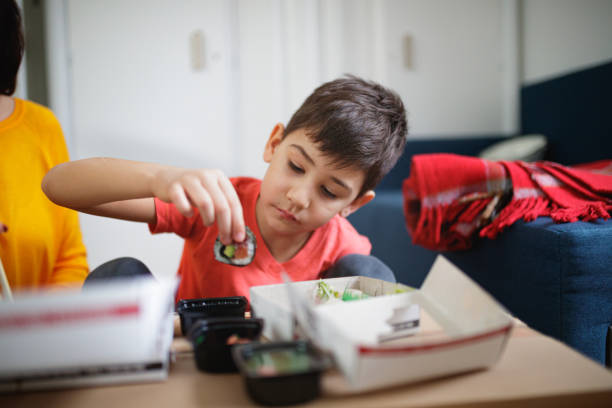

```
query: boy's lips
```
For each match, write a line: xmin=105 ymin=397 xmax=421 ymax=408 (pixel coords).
xmin=274 ymin=206 xmax=298 ymax=222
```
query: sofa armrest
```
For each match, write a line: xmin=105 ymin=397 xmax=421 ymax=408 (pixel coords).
xmin=444 ymin=218 xmax=612 ymax=364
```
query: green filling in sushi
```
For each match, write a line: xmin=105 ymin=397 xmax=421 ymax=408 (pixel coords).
xmin=214 ymin=226 xmax=256 ymax=266
xmin=223 ymin=245 xmax=236 ymax=259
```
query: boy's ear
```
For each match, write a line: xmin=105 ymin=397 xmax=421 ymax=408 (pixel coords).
xmin=263 ymin=123 xmax=285 ymax=163
xmin=340 ymin=190 xmax=375 ymax=218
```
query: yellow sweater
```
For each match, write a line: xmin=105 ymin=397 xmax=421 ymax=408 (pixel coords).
xmin=0 ymin=99 xmax=88 ymax=291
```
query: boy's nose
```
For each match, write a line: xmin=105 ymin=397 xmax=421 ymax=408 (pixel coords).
xmin=286 ymin=184 xmax=310 ymax=209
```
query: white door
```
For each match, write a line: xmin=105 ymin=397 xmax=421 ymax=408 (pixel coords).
xmin=67 ymin=0 xmax=237 ymax=277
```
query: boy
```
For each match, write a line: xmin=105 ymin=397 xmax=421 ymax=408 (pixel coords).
xmin=43 ymin=76 xmax=407 ymax=301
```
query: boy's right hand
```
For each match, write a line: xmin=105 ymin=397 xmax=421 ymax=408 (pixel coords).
xmin=152 ymin=168 xmax=245 ymax=245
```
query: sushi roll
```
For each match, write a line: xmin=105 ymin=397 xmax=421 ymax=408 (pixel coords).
xmin=214 ymin=226 xmax=256 ymax=266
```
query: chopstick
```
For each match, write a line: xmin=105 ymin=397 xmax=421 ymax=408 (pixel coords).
xmin=0 ymin=256 xmax=13 ymax=301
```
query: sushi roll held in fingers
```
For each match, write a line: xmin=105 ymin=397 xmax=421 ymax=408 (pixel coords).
xmin=214 ymin=226 xmax=256 ymax=266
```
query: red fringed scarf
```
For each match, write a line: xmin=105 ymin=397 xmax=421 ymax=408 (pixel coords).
xmin=402 ymin=154 xmax=612 ymax=251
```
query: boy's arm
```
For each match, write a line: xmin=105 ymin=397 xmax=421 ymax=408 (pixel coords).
xmin=42 ymin=158 xmax=245 ymax=244
xmin=42 ymin=158 xmax=161 ymax=222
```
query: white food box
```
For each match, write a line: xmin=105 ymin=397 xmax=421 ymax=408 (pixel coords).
xmin=250 ymin=255 xmax=513 ymax=392
xmin=0 ymin=277 xmax=177 ymax=393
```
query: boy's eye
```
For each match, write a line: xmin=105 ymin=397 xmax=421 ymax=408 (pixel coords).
xmin=321 ymin=186 xmax=337 ymax=199
xmin=288 ymin=161 xmax=304 ymax=173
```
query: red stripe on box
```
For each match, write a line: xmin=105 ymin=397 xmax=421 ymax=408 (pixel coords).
xmin=0 ymin=304 xmax=140 ymax=329
xmin=358 ymin=324 xmax=512 ymax=355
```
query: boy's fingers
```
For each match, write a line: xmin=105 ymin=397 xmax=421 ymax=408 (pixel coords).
xmin=218 ymin=177 xmax=245 ymax=242
xmin=202 ymin=178 xmax=232 ymax=245
xmin=183 ymin=178 xmax=214 ymax=225
xmin=192 ymin=190 xmax=215 ymax=226
xmin=169 ymin=183 xmax=193 ymax=217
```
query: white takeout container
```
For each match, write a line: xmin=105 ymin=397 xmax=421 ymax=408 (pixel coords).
xmin=0 ymin=277 xmax=177 ymax=392
xmin=250 ymin=255 xmax=513 ymax=392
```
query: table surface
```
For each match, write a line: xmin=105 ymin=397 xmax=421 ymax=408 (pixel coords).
xmin=2 ymin=323 xmax=612 ymax=408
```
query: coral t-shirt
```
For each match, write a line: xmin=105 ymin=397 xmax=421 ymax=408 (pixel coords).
xmin=149 ymin=177 xmax=371 ymax=302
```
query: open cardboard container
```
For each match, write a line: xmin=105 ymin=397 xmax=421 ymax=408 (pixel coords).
xmin=250 ymin=255 xmax=514 ymax=392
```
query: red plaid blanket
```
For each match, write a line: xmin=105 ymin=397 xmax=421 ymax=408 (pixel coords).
xmin=402 ymin=154 xmax=612 ymax=251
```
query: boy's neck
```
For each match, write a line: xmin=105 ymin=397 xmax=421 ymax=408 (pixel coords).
xmin=255 ymin=196 xmax=312 ymax=263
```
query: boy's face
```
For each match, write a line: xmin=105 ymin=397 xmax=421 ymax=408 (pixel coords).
xmin=258 ymin=124 xmax=374 ymax=238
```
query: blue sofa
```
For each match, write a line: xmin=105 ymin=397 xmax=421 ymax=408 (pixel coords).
xmin=349 ymin=61 xmax=612 ymax=365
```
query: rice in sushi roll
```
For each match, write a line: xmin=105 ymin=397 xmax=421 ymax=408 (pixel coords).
xmin=214 ymin=226 xmax=256 ymax=266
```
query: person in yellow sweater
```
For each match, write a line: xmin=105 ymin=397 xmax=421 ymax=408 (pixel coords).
xmin=0 ymin=0 xmax=88 ymax=291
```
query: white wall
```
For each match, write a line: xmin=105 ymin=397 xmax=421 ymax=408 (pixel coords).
xmin=44 ymin=0 xmax=73 ymax=151
xmin=521 ymin=0 xmax=612 ymax=84
xmin=15 ymin=0 xmax=28 ymax=100
xmin=385 ymin=0 xmax=511 ymax=135
xmin=46 ymin=0 xmax=517 ymax=277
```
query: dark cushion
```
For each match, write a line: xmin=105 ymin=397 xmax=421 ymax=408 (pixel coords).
xmin=521 ymin=60 xmax=612 ymax=165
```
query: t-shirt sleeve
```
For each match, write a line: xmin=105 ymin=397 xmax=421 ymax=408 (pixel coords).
xmin=148 ymin=197 xmax=202 ymax=239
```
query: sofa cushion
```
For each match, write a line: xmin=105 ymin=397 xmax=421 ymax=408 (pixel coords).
xmin=521 ymin=60 xmax=612 ymax=165
xmin=478 ymin=134 xmax=548 ymax=162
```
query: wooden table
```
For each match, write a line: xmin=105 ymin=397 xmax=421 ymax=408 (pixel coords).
xmin=2 ymin=323 xmax=612 ymax=407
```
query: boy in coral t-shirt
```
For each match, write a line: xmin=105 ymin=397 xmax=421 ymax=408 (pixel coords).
xmin=43 ymin=76 xmax=408 ymax=301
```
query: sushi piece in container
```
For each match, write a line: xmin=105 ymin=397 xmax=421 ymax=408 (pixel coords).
xmin=214 ymin=226 xmax=256 ymax=266
xmin=176 ymin=296 xmax=248 ymax=335
xmin=232 ymin=340 xmax=330 ymax=406
xmin=188 ymin=316 xmax=264 ymax=373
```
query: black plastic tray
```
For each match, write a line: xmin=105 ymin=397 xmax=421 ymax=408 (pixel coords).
xmin=189 ymin=316 xmax=263 ymax=373
xmin=176 ymin=296 xmax=247 ymax=335
xmin=232 ymin=340 xmax=330 ymax=406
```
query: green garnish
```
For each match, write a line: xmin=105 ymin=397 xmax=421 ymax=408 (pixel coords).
xmin=223 ymin=245 xmax=236 ymax=258
xmin=316 ymin=280 xmax=339 ymax=302
xmin=341 ymin=288 xmax=369 ymax=301
xmin=316 ymin=281 xmax=370 ymax=302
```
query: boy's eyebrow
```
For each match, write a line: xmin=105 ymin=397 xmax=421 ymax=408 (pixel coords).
xmin=330 ymin=176 xmax=351 ymax=192
xmin=290 ymin=144 xmax=315 ymax=165
xmin=290 ymin=144 xmax=351 ymax=192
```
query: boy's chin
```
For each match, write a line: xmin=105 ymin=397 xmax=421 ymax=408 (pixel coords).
xmin=264 ymin=214 xmax=317 ymax=239
xmin=267 ymin=216 xmax=303 ymax=235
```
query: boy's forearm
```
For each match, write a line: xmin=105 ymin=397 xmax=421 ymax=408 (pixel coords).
xmin=44 ymin=158 xmax=246 ymax=243
xmin=42 ymin=158 xmax=166 ymax=210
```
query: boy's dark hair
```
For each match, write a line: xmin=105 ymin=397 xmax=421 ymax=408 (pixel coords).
xmin=0 ymin=0 xmax=24 ymax=96
xmin=284 ymin=75 xmax=407 ymax=196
